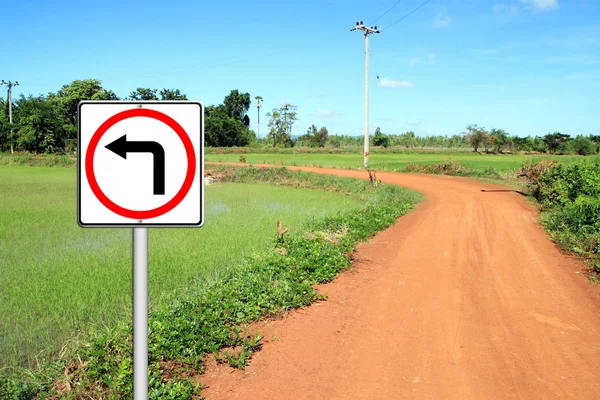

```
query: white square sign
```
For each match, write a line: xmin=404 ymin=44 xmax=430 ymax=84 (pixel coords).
xmin=78 ymin=101 xmax=204 ymax=227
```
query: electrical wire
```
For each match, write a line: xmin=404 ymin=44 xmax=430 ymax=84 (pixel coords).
xmin=372 ymin=0 xmax=406 ymax=25
xmin=381 ymin=0 xmax=434 ymax=32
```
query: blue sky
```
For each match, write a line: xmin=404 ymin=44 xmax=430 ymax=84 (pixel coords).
xmin=3 ymin=0 xmax=599 ymax=138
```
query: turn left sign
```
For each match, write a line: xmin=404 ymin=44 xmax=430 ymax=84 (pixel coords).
xmin=77 ymin=101 xmax=204 ymax=227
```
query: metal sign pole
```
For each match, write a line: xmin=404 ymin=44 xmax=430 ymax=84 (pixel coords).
xmin=133 ymin=227 xmax=148 ymax=399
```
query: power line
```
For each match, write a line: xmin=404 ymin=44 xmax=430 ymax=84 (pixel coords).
xmin=381 ymin=0 xmax=434 ymax=32
xmin=372 ymin=0 xmax=406 ymax=25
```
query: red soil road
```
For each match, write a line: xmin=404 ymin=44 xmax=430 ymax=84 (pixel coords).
xmin=201 ymin=165 xmax=600 ymax=400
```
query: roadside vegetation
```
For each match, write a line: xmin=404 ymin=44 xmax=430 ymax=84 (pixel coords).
xmin=520 ymin=160 xmax=600 ymax=277
xmin=0 ymin=165 xmax=421 ymax=399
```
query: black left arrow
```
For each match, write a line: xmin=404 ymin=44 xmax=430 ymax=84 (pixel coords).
xmin=105 ymin=134 xmax=165 ymax=195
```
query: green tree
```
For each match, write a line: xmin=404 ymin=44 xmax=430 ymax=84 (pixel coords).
xmin=316 ymin=126 xmax=329 ymax=148
xmin=159 ymin=88 xmax=187 ymax=100
xmin=302 ymin=124 xmax=329 ymax=147
xmin=266 ymin=108 xmax=286 ymax=147
xmin=570 ymin=135 xmax=597 ymax=156
xmin=543 ymin=132 xmax=571 ymax=154
xmin=129 ymin=88 xmax=158 ymax=100
xmin=223 ymin=90 xmax=251 ymax=126
xmin=490 ymin=128 xmax=510 ymax=153
xmin=465 ymin=124 xmax=487 ymax=152
xmin=512 ymin=135 xmax=531 ymax=152
xmin=46 ymin=79 xmax=118 ymax=146
xmin=266 ymin=104 xmax=298 ymax=147
xmin=373 ymin=127 xmax=390 ymax=148
xmin=204 ymin=105 xmax=254 ymax=147
xmin=0 ymin=98 xmax=11 ymax=151
xmin=280 ymin=103 xmax=298 ymax=138
xmin=13 ymin=95 xmax=65 ymax=153
xmin=588 ymin=134 xmax=600 ymax=153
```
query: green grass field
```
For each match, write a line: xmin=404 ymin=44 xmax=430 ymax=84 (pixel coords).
xmin=0 ymin=166 xmax=361 ymax=369
xmin=206 ymin=152 xmax=599 ymax=173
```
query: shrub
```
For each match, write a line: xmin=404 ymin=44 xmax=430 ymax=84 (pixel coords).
xmin=517 ymin=159 xmax=559 ymax=183
xmin=372 ymin=128 xmax=390 ymax=148
xmin=535 ymin=161 xmax=600 ymax=208
xmin=531 ymin=160 xmax=600 ymax=275
xmin=570 ymin=135 xmax=598 ymax=156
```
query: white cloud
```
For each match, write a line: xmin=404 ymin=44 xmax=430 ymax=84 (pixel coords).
xmin=434 ymin=7 xmax=452 ymax=28
xmin=409 ymin=57 xmax=420 ymax=66
xmin=378 ymin=78 xmax=414 ymax=89
xmin=427 ymin=52 xmax=436 ymax=63
xmin=315 ymin=109 xmax=343 ymax=118
xmin=519 ymin=0 xmax=559 ymax=10
xmin=434 ymin=15 xmax=452 ymax=28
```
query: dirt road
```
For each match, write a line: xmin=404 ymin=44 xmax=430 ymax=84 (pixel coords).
xmin=202 ymin=166 xmax=600 ymax=400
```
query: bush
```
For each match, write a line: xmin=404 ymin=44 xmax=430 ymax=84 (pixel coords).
xmin=530 ymin=160 xmax=600 ymax=274
xmin=517 ymin=159 xmax=559 ymax=183
xmin=535 ymin=161 xmax=600 ymax=208
xmin=565 ymin=196 xmax=600 ymax=229
xmin=372 ymin=128 xmax=390 ymax=148
xmin=570 ymin=135 xmax=598 ymax=156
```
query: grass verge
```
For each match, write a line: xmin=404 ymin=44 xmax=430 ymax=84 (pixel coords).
xmin=0 ymin=166 xmax=422 ymax=400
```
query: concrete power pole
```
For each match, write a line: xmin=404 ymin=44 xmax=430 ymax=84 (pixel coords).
xmin=255 ymin=95 xmax=263 ymax=139
xmin=1 ymin=80 xmax=19 ymax=154
xmin=350 ymin=22 xmax=379 ymax=169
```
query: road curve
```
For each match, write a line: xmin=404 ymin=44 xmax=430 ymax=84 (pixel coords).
xmin=202 ymin=166 xmax=600 ymax=400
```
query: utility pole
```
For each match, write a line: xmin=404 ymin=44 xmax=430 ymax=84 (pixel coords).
xmin=1 ymin=80 xmax=19 ymax=154
xmin=255 ymin=95 xmax=263 ymax=139
xmin=350 ymin=22 xmax=379 ymax=169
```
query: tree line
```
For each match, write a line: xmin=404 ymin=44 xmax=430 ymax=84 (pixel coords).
xmin=0 ymin=78 xmax=598 ymax=155
xmin=461 ymin=124 xmax=599 ymax=155
xmin=0 ymin=78 xmax=304 ymax=153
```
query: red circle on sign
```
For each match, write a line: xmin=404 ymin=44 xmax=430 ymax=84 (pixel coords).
xmin=85 ymin=108 xmax=196 ymax=220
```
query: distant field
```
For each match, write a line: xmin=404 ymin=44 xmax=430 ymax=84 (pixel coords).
xmin=206 ymin=152 xmax=599 ymax=173
xmin=0 ymin=166 xmax=361 ymax=368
